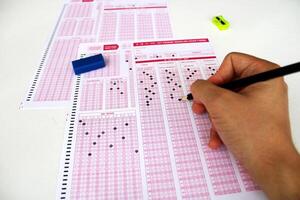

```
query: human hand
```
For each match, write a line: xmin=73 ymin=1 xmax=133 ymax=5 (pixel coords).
xmin=191 ymin=52 xmax=300 ymax=200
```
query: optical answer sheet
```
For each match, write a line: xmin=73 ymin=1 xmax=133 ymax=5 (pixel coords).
xmin=57 ymin=39 xmax=268 ymax=200
xmin=21 ymin=0 xmax=173 ymax=109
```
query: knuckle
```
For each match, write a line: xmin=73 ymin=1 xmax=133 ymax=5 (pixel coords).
xmin=225 ymin=52 xmax=239 ymax=60
xmin=250 ymin=61 xmax=279 ymax=74
xmin=280 ymin=79 xmax=288 ymax=93
xmin=270 ymin=78 xmax=288 ymax=94
xmin=264 ymin=62 xmax=280 ymax=71
xmin=227 ymin=52 xmax=239 ymax=57
xmin=257 ymin=58 xmax=280 ymax=71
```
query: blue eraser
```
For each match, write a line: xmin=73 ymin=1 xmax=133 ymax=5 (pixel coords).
xmin=72 ymin=53 xmax=105 ymax=75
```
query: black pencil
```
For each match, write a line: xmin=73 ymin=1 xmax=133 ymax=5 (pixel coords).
xmin=183 ymin=61 xmax=300 ymax=101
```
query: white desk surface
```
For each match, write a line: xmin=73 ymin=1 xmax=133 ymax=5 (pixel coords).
xmin=0 ymin=0 xmax=299 ymax=199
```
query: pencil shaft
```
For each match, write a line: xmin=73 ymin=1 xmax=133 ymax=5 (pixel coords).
xmin=221 ymin=62 xmax=300 ymax=90
xmin=186 ymin=61 xmax=300 ymax=101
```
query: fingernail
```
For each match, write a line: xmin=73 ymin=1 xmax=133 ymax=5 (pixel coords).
xmin=208 ymin=139 xmax=222 ymax=149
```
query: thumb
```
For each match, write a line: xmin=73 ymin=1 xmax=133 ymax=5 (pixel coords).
xmin=190 ymin=80 xmax=241 ymax=117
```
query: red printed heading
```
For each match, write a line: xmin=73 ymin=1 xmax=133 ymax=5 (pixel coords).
xmin=133 ymin=39 xmax=209 ymax=47
xmin=103 ymin=44 xmax=119 ymax=51
xmin=135 ymin=56 xmax=216 ymax=63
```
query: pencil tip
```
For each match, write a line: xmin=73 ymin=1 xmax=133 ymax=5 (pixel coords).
xmin=187 ymin=93 xmax=193 ymax=100
xmin=180 ymin=96 xmax=188 ymax=101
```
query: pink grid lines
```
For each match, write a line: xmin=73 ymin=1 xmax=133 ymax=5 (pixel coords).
xmin=118 ymin=13 xmax=135 ymax=41
xmin=94 ymin=3 xmax=103 ymax=39
xmin=154 ymin=12 xmax=173 ymax=39
xmin=58 ymin=19 xmax=77 ymax=37
xmin=34 ymin=38 xmax=81 ymax=101
xmin=33 ymin=37 xmax=95 ymax=102
xmin=84 ymin=53 xmax=120 ymax=78
xmin=76 ymin=18 xmax=95 ymax=36
xmin=71 ymin=113 xmax=142 ymax=199
xmin=202 ymin=58 xmax=219 ymax=78
xmin=160 ymin=66 xmax=210 ymax=199
xmin=136 ymin=66 xmax=177 ymax=199
xmin=79 ymin=80 xmax=103 ymax=111
xmin=194 ymin=114 xmax=241 ymax=195
xmin=180 ymin=62 xmax=204 ymax=91
xmin=180 ymin=64 xmax=241 ymax=195
xmin=64 ymin=3 xmax=93 ymax=18
xmin=236 ymin=162 xmax=260 ymax=191
xmin=99 ymin=12 xmax=117 ymax=42
xmin=137 ymin=13 xmax=154 ymax=40
xmin=126 ymin=51 xmax=136 ymax=107
xmin=105 ymin=78 xmax=128 ymax=110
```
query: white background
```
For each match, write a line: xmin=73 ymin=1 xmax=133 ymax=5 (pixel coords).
xmin=0 ymin=0 xmax=299 ymax=199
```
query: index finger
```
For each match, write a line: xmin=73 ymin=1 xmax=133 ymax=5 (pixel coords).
xmin=210 ymin=52 xmax=279 ymax=85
